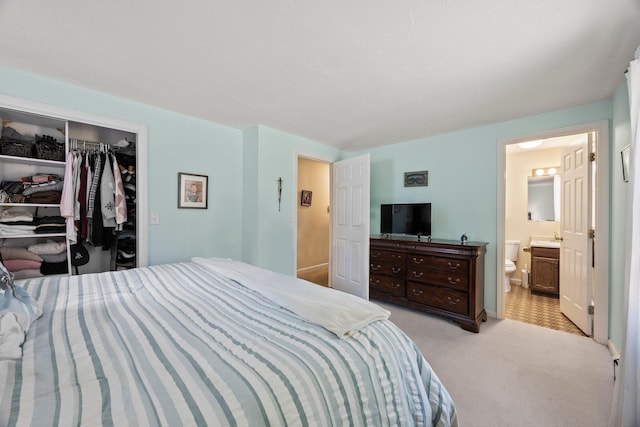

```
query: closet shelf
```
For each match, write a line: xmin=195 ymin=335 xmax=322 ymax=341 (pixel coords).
xmin=0 ymin=233 xmax=66 ymax=239
xmin=0 ymin=203 xmax=61 ymax=208
xmin=0 ymin=154 xmax=65 ymax=167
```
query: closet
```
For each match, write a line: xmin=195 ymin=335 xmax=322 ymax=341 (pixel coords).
xmin=0 ymin=98 xmax=143 ymax=278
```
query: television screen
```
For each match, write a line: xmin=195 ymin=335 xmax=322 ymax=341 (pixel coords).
xmin=380 ymin=203 xmax=431 ymax=236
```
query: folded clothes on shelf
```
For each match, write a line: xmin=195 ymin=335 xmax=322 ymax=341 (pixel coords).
xmin=27 ymin=190 xmax=61 ymax=204
xmin=27 ymin=241 xmax=67 ymax=256
xmin=2 ymin=259 xmax=41 ymax=272
xmin=0 ymin=224 xmax=35 ymax=236
xmin=40 ymin=261 xmax=68 ymax=275
xmin=0 ymin=247 xmax=42 ymax=262
xmin=22 ymin=180 xmax=63 ymax=196
xmin=0 ymin=208 xmax=34 ymax=223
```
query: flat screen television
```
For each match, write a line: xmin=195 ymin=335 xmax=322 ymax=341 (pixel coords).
xmin=380 ymin=203 xmax=432 ymax=236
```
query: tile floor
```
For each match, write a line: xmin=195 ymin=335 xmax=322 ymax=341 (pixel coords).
xmin=504 ymin=284 xmax=585 ymax=336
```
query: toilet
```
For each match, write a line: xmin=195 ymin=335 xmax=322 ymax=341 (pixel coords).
xmin=504 ymin=240 xmax=520 ymax=292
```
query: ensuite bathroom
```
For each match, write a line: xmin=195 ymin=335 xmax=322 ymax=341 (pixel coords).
xmin=504 ymin=133 xmax=591 ymax=336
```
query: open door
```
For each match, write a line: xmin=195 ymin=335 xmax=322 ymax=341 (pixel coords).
xmin=331 ymin=154 xmax=370 ymax=299
xmin=559 ymin=134 xmax=593 ymax=335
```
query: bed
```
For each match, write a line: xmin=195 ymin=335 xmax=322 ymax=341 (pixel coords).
xmin=0 ymin=257 xmax=457 ymax=426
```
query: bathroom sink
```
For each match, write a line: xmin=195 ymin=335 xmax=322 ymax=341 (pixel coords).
xmin=530 ymin=241 xmax=561 ymax=248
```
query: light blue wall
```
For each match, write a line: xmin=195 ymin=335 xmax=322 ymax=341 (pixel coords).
xmin=0 ymin=67 xmax=244 ymax=265
xmin=243 ymin=125 xmax=343 ymax=275
xmin=242 ymin=126 xmax=260 ymax=264
xmin=1 ymin=66 xmax=629 ymax=343
xmin=610 ymin=79 xmax=632 ymax=349
xmin=358 ymin=101 xmax=612 ymax=315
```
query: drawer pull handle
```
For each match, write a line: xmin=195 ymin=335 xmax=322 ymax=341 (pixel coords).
xmin=370 ymin=279 xmax=380 ymax=285
xmin=392 ymin=267 xmax=402 ymax=274
xmin=371 ymin=253 xmax=380 ymax=258
xmin=412 ymin=257 xmax=424 ymax=264
xmin=412 ymin=289 xmax=423 ymax=296
xmin=412 ymin=271 xmax=424 ymax=278
xmin=393 ymin=283 xmax=401 ymax=289
xmin=448 ymin=262 xmax=461 ymax=270
xmin=447 ymin=297 xmax=460 ymax=305
xmin=448 ymin=277 xmax=460 ymax=285
xmin=371 ymin=264 xmax=381 ymax=271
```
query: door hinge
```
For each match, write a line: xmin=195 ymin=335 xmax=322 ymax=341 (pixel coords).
xmin=588 ymin=305 xmax=595 ymax=315
xmin=588 ymin=229 xmax=595 ymax=239
xmin=589 ymin=152 xmax=596 ymax=162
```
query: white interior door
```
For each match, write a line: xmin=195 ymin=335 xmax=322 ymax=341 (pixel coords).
xmin=331 ymin=154 xmax=370 ymax=299
xmin=559 ymin=135 xmax=593 ymax=335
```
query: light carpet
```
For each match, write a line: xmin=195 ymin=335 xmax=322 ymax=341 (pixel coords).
xmin=379 ymin=301 xmax=614 ymax=427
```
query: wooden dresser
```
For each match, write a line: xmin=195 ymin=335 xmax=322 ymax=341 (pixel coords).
xmin=369 ymin=236 xmax=488 ymax=332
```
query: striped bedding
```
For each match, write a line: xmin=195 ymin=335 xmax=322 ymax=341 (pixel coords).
xmin=0 ymin=261 xmax=457 ymax=426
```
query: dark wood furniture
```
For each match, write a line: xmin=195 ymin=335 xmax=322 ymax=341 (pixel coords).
xmin=369 ymin=236 xmax=488 ymax=332
xmin=530 ymin=246 xmax=559 ymax=296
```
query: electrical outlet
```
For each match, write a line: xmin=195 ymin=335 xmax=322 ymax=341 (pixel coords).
xmin=151 ymin=213 xmax=160 ymax=225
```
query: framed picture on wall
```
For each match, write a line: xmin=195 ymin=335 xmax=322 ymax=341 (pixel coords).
xmin=404 ymin=170 xmax=428 ymax=187
xmin=301 ymin=190 xmax=312 ymax=207
xmin=178 ymin=172 xmax=209 ymax=209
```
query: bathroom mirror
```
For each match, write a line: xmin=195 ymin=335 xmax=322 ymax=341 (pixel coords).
xmin=527 ymin=176 xmax=557 ymax=221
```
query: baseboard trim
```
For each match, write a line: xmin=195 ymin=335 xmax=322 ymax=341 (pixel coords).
xmin=297 ymin=263 xmax=328 ymax=275
xmin=608 ymin=339 xmax=620 ymax=361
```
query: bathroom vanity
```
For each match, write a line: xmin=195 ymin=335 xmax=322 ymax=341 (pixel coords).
xmin=369 ymin=236 xmax=488 ymax=332
xmin=530 ymin=245 xmax=560 ymax=296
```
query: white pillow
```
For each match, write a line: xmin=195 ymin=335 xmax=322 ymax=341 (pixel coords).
xmin=0 ymin=262 xmax=41 ymax=360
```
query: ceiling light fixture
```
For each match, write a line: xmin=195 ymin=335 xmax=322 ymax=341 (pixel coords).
xmin=518 ymin=140 xmax=543 ymax=149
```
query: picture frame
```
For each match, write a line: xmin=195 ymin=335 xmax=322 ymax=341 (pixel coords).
xmin=621 ymin=144 xmax=630 ymax=182
xmin=300 ymin=190 xmax=312 ymax=207
xmin=404 ymin=170 xmax=428 ymax=187
xmin=178 ymin=172 xmax=208 ymax=209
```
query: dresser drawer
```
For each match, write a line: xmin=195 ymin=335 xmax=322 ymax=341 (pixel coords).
xmin=370 ymin=237 xmax=488 ymax=333
xmin=370 ymin=250 xmax=406 ymax=264
xmin=408 ymin=254 xmax=469 ymax=274
xmin=407 ymin=282 xmax=469 ymax=315
xmin=369 ymin=274 xmax=405 ymax=297
xmin=369 ymin=261 xmax=405 ymax=277
xmin=406 ymin=268 xmax=469 ymax=291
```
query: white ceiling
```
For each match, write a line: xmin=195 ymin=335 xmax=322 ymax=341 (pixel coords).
xmin=0 ymin=1 xmax=639 ymax=151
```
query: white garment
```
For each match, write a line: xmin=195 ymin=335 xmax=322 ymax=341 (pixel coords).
xmin=100 ymin=154 xmax=116 ymax=228
xmin=59 ymin=152 xmax=77 ymax=244
xmin=73 ymin=153 xmax=82 ymax=221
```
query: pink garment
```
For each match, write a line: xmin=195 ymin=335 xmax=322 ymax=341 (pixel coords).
xmin=112 ymin=154 xmax=127 ymax=226
xmin=60 ymin=151 xmax=77 ymax=244
xmin=3 ymin=259 xmax=42 ymax=272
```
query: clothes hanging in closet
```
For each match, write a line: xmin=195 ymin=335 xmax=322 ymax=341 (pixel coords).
xmin=60 ymin=149 xmax=127 ymax=249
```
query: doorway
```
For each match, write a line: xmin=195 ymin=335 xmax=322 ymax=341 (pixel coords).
xmin=496 ymin=121 xmax=610 ymax=344
xmin=296 ymin=157 xmax=330 ymax=287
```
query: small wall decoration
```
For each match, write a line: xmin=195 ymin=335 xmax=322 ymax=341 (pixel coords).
xmin=621 ymin=144 xmax=630 ymax=182
xmin=404 ymin=170 xmax=428 ymax=187
xmin=178 ymin=172 xmax=208 ymax=209
xmin=277 ymin=177 xmax=283 ymax=211
xmin=300 ymin=190 xmax=312 ymax=207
